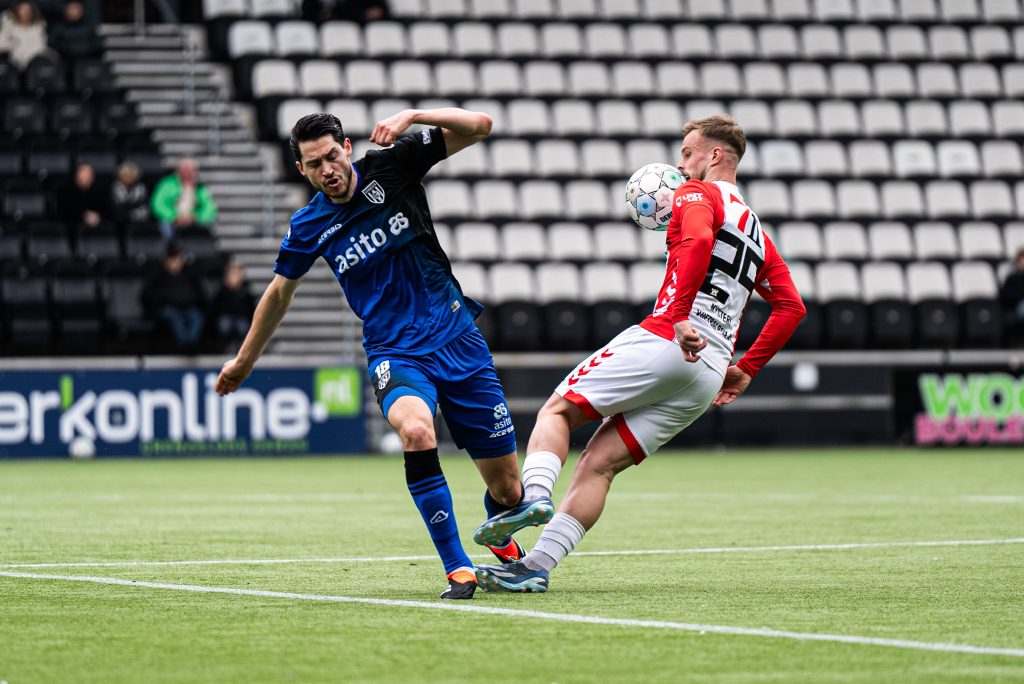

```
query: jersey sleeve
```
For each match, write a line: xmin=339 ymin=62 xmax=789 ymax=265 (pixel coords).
xmin=273 ymin=215 xmax=319 ymax=280
xmin=736 ymin=234 xmax=806 ymax=378
xmin=377 ymin=126 xmax=448 ymax=181
xmin=666 ymin=180 xmax=726 ymax=323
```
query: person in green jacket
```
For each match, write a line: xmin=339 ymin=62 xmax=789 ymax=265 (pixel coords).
xmin=150 ymin=158 xmax=218 ymax=239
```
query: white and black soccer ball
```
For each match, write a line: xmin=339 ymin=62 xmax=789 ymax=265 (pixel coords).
xmin=624 ymin=163 xmax=686 ymax=231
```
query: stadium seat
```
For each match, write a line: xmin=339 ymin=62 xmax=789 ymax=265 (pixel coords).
xmin=442 ymin=141 xmax=487 ymax=179
xmin=778 ymin=222 xmax=824 ymax=261
xmin=24 ymin=55 xmax=66 ymax=97
xmin=774 ymin=100 xmax=818 ymax=139
xmin=473 ymin=180 xmax=518 ymax=221
xmin=805 ymin=26 xmax=845 ymax=62
xmin=887 ymin=25 xmax=929 ymax=62
xmin=541 ymin=23 xmax=583 ymax=59
xmin=836 ymin=180 xmax=881 ymax=219
xmin=567 ymin=61 xmax=611 ymax=98
xmin=759 ymin=25 xmax=801 ymax=61
xmin=582 ymin=261 xmax=634 ymax=343
xmin=537 ymin=139 xmax=581 ymax=178
xmin=2 ymin=179 xmax=48 ymax=222
xmin=959 ymin=222 xmax=1005 ymax=262
xmin=228 ymin=20 xmax=274 ymax=58
xmin=805 ymin=140 xmax=849 ymax=178
xmin=390 ymin=61 xmax=434 ymax=98
xmin=410 ymin=22 xmax=451 ymax=58
xmin=792 ymin=180 xmax=837 ymax=220
xmin=536 ymin=262 xmax=589 ymax=350
xmin=326 ymin=100 xmax=370 ymax=137
xmin=434 ymin=61 xmax=477 ymax=99
xmin=971 ymin=26 xmax=1014 ymax=62
xmin=819 ymin=100 xmax=862 ymax=139
xmin=506 ymin=99 xmax=550 ymax=137
xmin=759 ymin=140 xmax=804 ymax=178
xmin=452 ymin=22 xmax=494 ymax=59
xmin=629 ymin=24 xmax=671 ymax=59
xmin=744 ymin=63 xmax=786 ymax=99
xmin=593 ymin=222 xmax=640 ymax=262
xmin=275 ymin=21 xmax=318 ymax=58
xmin=1 ymin=273 xmax=52 ymax=351
xmin=893 ymin=140 xmax=937 ymax=178
xmin=548 ymin=222 xmax=594 ymax=262
xmin=672 ymin=25 xmax=714 ymax=60
xmin=907 ymin=261 xmax=959 ymax=348
xmin=524 ymin=61 xmax=567 ymax=98
xmin=51 ymin=272 xmax=104 ymax=352
xmin=960 ymin=63 xmax=1002 ymax=99
xmin=949 ymin=100 xmax=992 ymax=138
xmin=861 ymin=261 xmax=913 ymax=347
xmin=488 ymin=261 xmax=542 ymax=351
xmin=500 ymin=222 xmax=547 ymax=262
xmin=585 ymin=23 xmax=627 ymax=59
xmin=551 ymin=100 xmax=594 ymax=138
xmin=970 ymin=181 xmax=1016 ymax=220
xmin=845 ymin=25 xmax=886 ymax=61
xmin=427 ymin=180 xmax=472 ymax=222
xmin=981 ymin=140 xmax=1024 ymax=178
xmin=823 ymin=221 xmax=869 ymax=261
xmin=364 ymin=22 xmax=408 ymax=59
xmin=276 ymin=98 xmax=320 ymax=139
xmin=596 ymin=101 xmax=640 ymax=137
xmin=611 ymin=62 xmax=655 ymax=99
xmin=789 ymin=63 xmax=831 ymax=99
xmin=815 ymin=260 xmax=868 ymax=348
xmin=320 ymin=22 xmax=362 ymax=58
xmin=913 ymin=221 xmax=959 ymax=261
xmin=924 ymin=180 xmax=970 ymax=219
xmin=454 ymin=222 xmax=500 ymax=262
xmin=867 ymin=221 xmax=915 ymax=261
xmin=299 ymin=61 xmax=343 ymax=99
xmin=655 ymin=62 xmax=699 ymax=98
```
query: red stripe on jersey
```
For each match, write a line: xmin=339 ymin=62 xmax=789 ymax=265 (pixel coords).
xmin=562 ymin=389 xmax=603 ymax=421
xmin=612 ymin=414 xmax=646 ymax=464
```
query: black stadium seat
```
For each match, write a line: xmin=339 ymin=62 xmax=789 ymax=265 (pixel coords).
xmin=4 ymin=97 xmax=47 ymax=139
xmin=0 ymin=56 xmax=19 ymax=94
xmin=916 ymin=299 xmax=960 ymax=348
xmin=72 ymin=60 xmax=116 ymax=98
xmin=0 ymin=144 xmax=22 ymax=178
xmin=2 ymin=179 xmax=48 ymax=222
xmin=25 ymin=223 xmax=74 ymax=271
xmin=23 ymin=55 xmax=66 ymax=97
xmin=26 ymin=141 xmax=73 ymax=182
xmin=51 ymin=272 xmax=105 ymax=352
xmin=0 ymin=273 xmax=52 ymax=352
xmin=101 ymin=273 xmax=156 ymax=352
xmin=51 ymin=96 xmax=95 ymax=140
xmin=76 ymin=225 xmax=123 ymax=267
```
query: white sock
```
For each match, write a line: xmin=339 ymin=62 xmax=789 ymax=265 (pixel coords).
xmin=522 ymin=512 xmax=585 ymax=571
xmin=522 ymin=450 xmax=562 ymax=500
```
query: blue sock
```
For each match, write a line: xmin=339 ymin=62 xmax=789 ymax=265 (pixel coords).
xmin=482 ymin=484 xmax=524 ymax=547
xmin=405 ymin=448 xmax=472 ymax=574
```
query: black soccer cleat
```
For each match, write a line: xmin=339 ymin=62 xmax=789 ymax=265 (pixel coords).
xmin=440 ymin=568 xmax=477 ymax=600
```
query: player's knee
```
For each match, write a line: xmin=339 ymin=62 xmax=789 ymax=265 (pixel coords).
xmin=577 ymin=447 xmax=624 ymax=483
xmin=397 ymin=418 xmax=436 ymax=451
xmin=539 ymin=393 xmax=587 ymax=429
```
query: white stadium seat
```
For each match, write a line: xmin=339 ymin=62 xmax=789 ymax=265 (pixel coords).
xmin=500 ymin=223 xmax=548 ymax=262
xmin=913 ymin=222 xmax=959 ymax=261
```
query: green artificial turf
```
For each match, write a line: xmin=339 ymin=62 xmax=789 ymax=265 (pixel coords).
xmin=1 ymin=449 xmax=1022 ymax=683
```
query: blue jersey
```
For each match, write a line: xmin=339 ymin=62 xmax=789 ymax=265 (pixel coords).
xmin=274 ymin=127 xmax=483 ymax=354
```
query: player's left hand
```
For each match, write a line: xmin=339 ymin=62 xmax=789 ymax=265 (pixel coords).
xmin=713 ymin=365 xmax=752 ymax=407
xmin=673 ymin=321 xmax=707 ymax=362
xmin=370 ymin=110 xmax=417 ymax=146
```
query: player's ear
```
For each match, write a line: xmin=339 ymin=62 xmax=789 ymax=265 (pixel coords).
xmin=294 ymin=159 xmax=305 ymax=177
xmin=343 ymin=138 xmax=353 ymax=155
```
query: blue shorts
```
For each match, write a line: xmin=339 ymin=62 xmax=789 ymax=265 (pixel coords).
xmin=367 ymin=326 xmax=517 ymax=459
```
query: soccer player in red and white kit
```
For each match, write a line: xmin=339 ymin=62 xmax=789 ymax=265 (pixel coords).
xmin=473 ymin=115 xmax=807 ymax=592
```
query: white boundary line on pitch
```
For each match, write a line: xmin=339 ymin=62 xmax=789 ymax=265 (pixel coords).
xmin=1 ymin=570 xmax=1022 ymax=658
xmin=2 ymin=537 xmax=1023 ymax=569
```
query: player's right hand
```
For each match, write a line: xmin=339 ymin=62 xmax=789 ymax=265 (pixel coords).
xmin=215 ymin=357 xmax=252 ymax=396
xmin=370 ymin=109 xmax=416 ymax=146
xmin=673 ymin=320 xmax=707 ymax=363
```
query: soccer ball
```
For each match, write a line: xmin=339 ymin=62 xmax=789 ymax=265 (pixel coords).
xmin=625 ymin=163 xmax=685 ymax=231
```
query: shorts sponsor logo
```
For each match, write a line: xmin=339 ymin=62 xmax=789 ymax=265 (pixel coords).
xmin=362 ymin=180 xmax=386 ymax=204
xmin=493 ymin=403 xmax=508 ymax=419
xmin=373 ymin=361 xmax=391 ymax=391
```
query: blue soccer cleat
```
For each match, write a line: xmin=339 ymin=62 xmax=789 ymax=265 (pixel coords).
xmin=475 ymin=561 xmax=549 ymax=593
xmin=472 ymin=497 xmax=554 ymax=547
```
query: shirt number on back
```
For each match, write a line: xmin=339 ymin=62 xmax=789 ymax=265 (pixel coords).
xmin=700 ymin=229 xmax=765 ymax=304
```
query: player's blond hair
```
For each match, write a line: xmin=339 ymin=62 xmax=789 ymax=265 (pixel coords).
xmin=681 ymin=115 xmax=746 ymax=162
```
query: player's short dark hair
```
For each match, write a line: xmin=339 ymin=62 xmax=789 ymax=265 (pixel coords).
xmin=682 ymin=114 xmax=746 ymax=162
xmin=289 ymin=113 xmax=345 ymax=164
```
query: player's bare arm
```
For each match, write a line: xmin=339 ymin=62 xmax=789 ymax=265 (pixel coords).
xmin=216 ymin=274 xmax=302 ymax=395
xmin=370 ymin=108 xmax=493 ymax=155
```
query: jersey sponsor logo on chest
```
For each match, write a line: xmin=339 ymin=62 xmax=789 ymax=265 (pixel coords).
xmin=332 ymin=212 xmax=410 ymax=275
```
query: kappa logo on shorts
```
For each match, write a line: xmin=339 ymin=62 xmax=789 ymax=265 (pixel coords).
xmin=362 ymin=180 xmax=386 ymax=204
xmin=374 ymin=360 xmax=391 ymax=390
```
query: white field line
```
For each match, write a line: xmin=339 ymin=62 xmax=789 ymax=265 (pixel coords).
xmin=1 ymin=570 xmax=1022 ymax=658
xmin=1 ymin=537 xmax=1022 ymax=570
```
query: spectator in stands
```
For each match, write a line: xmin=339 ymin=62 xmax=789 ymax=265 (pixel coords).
xmin=142 ymin=242 xmax=206 ymax=352
xmin=1000 ymin=248 xmax=1024 ymax=346
xmin=110 ymin=161 xmax=150 ymax=226
xmin=0 ymin=1 xmax=49 ymax=69
xmin=150 ymin=158 xmax=218 ymax=241
xmin=47 ymin=0 xmax=100 ymax=60
xmin=59 ymin=163 xmax=108 ymax=228
xmin=210 ymin=261 xmax=255 ymax=349
xmin=302 ymin=0 xmax=389 ymax=23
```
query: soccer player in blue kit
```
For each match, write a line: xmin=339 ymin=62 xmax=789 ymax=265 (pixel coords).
xmin=215 ymin=108 xmax=553 ymax=599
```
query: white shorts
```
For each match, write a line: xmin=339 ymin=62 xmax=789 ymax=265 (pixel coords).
xmin=555 ymin=325 xmax=723 ymax=463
